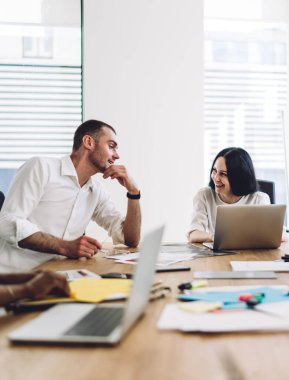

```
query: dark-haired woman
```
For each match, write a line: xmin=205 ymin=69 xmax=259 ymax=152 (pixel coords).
xmin=188 ymin=147 xmax=270 ymax=243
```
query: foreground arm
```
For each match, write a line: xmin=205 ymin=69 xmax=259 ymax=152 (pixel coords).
xmin=189 ymin=230 xmax=214 ymax=244
xmin=123 ymin=197 xmax=141 ymax=247
xmin=103 ymin=165 xmax=141 ymax=247
xmin=0 ymin=271 xmax=70 ymax=307
xmin=19 ymin=232 xmax=102 ymax=259
xmin=0 ymin=272 xmax=36 ymax=284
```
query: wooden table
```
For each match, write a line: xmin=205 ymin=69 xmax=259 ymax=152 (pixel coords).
xmin=1 ymin=241 xmax=289 ymax=380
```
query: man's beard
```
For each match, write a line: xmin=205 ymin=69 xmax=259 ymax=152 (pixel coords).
xmin=88 ymin=152 xmax=108 ymax=173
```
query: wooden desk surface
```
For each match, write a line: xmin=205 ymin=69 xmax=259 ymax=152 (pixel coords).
xmin=1 ymin=242 xmax=289 ymax=380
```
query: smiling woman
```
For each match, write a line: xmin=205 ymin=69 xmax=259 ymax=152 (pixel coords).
xmin=209 ymin=147 xmax=258 ymax=203
xmin=187 ymin=147 xmax=270 ymax=243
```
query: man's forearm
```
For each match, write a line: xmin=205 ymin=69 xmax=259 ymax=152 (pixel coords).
xmin=0 ymin=272 xmax=35 ymax=284
xmin=18 ymin=231 xmax=67 ymax=256
xmin=18 ymin=232 xmax=101 ymax=259
xmin=123 ymin=199 xmax=141 ymax=247
xmin=0 ymin=283 xmax=32 ymax=307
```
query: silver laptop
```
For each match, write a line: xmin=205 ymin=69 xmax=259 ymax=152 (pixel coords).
xmin=9 ymin=225 xmax=165 ymax=345
xmin=203 ymin=204 xmax=286 ymax=250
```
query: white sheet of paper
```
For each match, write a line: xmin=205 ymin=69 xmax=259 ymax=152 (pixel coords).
xmin=231 ymin=261 xmax=289 ymax=272
xmin=57 ymin=269 xmax=100 ymax=281
xmin=105 ymin=252 xmax=196 ymax=266
xmin=256 ymin=301 xmax=289 ymax=319
xmin=158 ymin=304 xmax=289 ymax=332
xmin=106 ymin=252 xmax=139 ymax=261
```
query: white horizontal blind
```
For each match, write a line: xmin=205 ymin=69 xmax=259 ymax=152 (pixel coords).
xmin=0 ymin=64 xmax=82 ymax=168
xmin=204 ymin=64 xmax=287 ymax=170
xmin=204 ymin=18 xmax=288 ymax=206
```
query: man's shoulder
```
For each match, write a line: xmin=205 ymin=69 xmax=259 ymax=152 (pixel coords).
xmin=25 ymin=156 xmax=60 ymax=167
xmin=19 ymin=156 xmax=61 ymax=177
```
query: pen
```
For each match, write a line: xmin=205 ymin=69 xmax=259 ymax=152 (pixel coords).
xmin=77 ymin=270 xmax=88 ymax=276
xmin=152 ymin=280 xmax=163 ymax=288
xmin=178 ymin=280 xmax=208 ymax=291
xmin=281 ymin=255 xmax=289 ymax=262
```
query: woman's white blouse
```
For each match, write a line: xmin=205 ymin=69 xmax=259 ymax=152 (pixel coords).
xmin=188 ymin=187 xmax=270 ymax=237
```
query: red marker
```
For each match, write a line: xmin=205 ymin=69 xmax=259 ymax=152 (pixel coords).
xmin=238 ymin=293 xmax=253 ymax=302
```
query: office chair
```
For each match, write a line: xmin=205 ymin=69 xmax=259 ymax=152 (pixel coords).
xmin=257 ymin=180 xmax=275 ymax=204
xmin=0 ymin=191 xmax=4 ymax=210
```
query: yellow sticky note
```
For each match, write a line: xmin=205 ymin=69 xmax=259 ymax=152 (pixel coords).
xmin=69 ymin=278 xmax=132 ymax=303
xmin=179 ymin=301 xmax=222 ymax=313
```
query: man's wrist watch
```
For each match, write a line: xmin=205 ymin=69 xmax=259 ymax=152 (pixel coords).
xmin=127 ymin=191 xmax=141 ymax=200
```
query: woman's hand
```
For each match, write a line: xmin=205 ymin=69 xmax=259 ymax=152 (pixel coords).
xmin=189 ymin=230 xmax=214 ymax=243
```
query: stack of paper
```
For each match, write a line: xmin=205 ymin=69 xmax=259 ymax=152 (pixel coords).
xmin=158 ymin=304 xmax=289 ymax=332
xmin=158 ymin=285 xmax=289 ymax=332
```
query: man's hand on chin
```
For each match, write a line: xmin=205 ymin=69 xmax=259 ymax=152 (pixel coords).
xmin=103 ymin=165 xmax=139 ymax=193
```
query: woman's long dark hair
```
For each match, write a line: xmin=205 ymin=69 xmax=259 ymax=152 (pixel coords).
xmin=208 ymin=147 xmax=257 ymax=196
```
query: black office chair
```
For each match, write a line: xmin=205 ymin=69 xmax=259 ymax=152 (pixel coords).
xmin=257 ymin=180 xmax=275 ymax=204
xmin=0 ymin=191 xmax=5 ymax=210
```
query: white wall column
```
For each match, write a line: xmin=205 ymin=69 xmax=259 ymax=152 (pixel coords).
xmin=83 ymin=0 xmax=204 ymax=241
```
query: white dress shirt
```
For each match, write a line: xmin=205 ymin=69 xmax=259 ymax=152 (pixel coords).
xmin=0 ymin=155 xmax=125 ymax=272
xmin=188 ymin=186 xmax=270 ymax=237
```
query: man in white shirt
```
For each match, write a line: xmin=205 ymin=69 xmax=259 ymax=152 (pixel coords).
xmin=0 ymin=120 xmax=141 ymax=272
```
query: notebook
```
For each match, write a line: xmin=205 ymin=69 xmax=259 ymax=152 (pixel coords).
xmin=9 ymin=225 xmax=165 ymax=345
xmin=203 ymin=204 xmax=286 ymax=250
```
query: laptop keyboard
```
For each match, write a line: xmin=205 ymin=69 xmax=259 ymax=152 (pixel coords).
xmin=63 ymin=307 xmax=124 ymax=337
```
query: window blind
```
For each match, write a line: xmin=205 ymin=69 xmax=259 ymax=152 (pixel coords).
xmin=204 ymin=64 xmax=287 ymax=170
xmin=0 ymin=63 xmax=82 ymax=168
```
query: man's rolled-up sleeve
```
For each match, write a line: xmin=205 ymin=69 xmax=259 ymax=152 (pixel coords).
xmin=0 ymin=212 xmax=40 ymax=247
xmin=0 ymin=157 xmax=48 ymax=248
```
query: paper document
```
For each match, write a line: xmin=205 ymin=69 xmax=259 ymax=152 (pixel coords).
xmin=231 ymin=261 xmax=289 ymax=272
xmin=256 ymin=301 xmax=289 ymax=319
xmin=162 ymin=244 xmax=238 ymax=257
xmin=105 ymin=251 xmax=196 ymax=266
xmin=58 ymin=269 xmax=100 ymax=281
xmin=158 ymin=285 xmax=289 ymax=332
xmin=178 ymin=286 xmax=289 ymax=306
xmin=158 ymin=304 xmax=289 ymax=332
xmin=105 ymin=244 xmax=236 ymax=265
